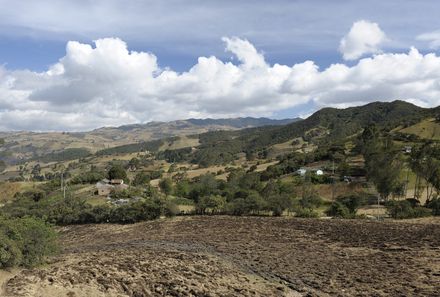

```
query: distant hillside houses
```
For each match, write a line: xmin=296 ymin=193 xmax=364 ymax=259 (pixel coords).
xmin=96 ymin=178 xmax=128 ymax=196
xmin=296 ymin=168 xmax=324 ymax=176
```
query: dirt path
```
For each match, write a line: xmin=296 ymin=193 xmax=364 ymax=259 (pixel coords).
xmin=2 ymin=216 xmax=440 ymax=296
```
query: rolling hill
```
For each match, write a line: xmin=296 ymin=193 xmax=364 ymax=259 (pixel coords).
xmin=101 ymin=100 xmax=437 ymax=167
xmin=0 ymin=117 xmax=300 ymax=164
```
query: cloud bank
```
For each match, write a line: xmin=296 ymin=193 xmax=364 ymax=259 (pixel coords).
xmin=1 ymin=22 xmax=440 ymax=131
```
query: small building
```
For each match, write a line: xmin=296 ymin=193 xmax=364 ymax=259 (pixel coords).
xmin=315 ymin=169 xmax=324 ymax=176
xmin=96 ymin=181 xmax=114 ymax=196
xmin=297 ymin=168 xmax=307 ymax=176
xmin=403 ymin=146 xmax=412 ymax=154
xmin=96 ymin=179 xmax=128 ymax=196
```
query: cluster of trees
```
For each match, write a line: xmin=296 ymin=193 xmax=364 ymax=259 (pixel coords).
xmin=385 ymin=199 xmax=432 ymax=219
xmin=326 ymin=193 xmax=376 ymax=218
xmin=159 ymin=170 xmax=324 ymax=217
xmin=360 ymin=125 xmax=405 ymax=201
xmin=358 ymin=124 xmax=440 ymax=218
xmin=1 ymin=181 xmax=174 ymax=226
xmin=96 ymin=139 xmax=164 ymax=156
xmin=71 ymin=169 xmax=105 ymax=184
xmin=34 ymin=148 xmax=91 ymax=163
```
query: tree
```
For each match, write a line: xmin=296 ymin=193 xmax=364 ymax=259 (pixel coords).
xmin=188 ymin=174 xmax=219 ymax=202
xmin=108 ymin=164 xmax=127 ymax=181
xmin=326 ymin=201 xmax=351 ymax=218
xmin=196 ymin=195 xmax=226 ymax=214
xmin=362 ymin=130 xmax=403 ymax=201
xmin=267 ymin=194 xmax=293 ymax=216
xmin=174 ymin=179 xmax=190 ymax=197
xmin=410 ymin=143 xmax=440 ymax=203
xmin=159 ymin=178 xmax=173 ymax=196
xmin=132 ymin=171 xmax=150 ymax=186
xmin=128 ymin=157 xmax=140 ymax=171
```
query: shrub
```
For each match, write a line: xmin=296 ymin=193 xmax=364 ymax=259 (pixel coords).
xmin=196 ymin=195 xmax=226 ymax=214
xmin=18 ymin=190 xmax=46 ymax=202
xmin=0 ymin=233 xmax=22 ymax=268
xmin=295 ymin=208 xmax=319 ymax=218
xmin=299 ymin=190 xmax=322 ymax=210
xmin=427 ymin=198 xmax=440 ymax=216
xmin=71 ymin=170 xmax=105 ymax=184
xmin=226 ymin=198 xmax=248 ymax=216
xmin=266 ymin=194 xmax=293 ymax=216
xmin=162 ymin=200 xmax=179 ymax=217
xmin=0 ymin=216 xmax=57 ymax=268
xmin=326 ymin=201 xmax=352 ymax=218
xmin=132 ymin=171 xmax=151 ymax=186
xmin=107 ymin=164 xmax=127 ymax=182
xmin=335 ymin=194 xmax=368 ymax=214
xmin=109 ymin=200 xmax=161 ymax=224
xmin=386 ymin=200 xmax=432 ymax=219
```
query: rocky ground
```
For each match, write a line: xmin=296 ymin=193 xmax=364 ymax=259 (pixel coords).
xmin=2 ymin=216 xmax=440 ymax=296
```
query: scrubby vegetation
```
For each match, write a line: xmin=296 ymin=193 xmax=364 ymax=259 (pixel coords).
xmin=1 ymin=185 xmax=173 ymax=225
xmin=0 ymin=216 xmax=57 ymax=268
xmin=34 ymin=148 xmax=91 ymax=163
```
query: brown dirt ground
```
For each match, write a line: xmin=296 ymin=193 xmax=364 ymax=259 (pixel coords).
xmin=2 ymin=216 xmax=440 ymax=297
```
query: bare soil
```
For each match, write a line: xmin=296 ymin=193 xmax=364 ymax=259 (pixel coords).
xmin=2 ymin=216 xmax=440 ymax=296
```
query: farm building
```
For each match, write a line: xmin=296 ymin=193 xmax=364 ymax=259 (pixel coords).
xmin=96 ymin=179 xmax=128 ymax=196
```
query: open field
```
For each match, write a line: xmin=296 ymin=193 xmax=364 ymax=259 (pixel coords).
xmin=399 ymin=118 xmax=440 ymax=140
xmin=2 ymin=216 xmax=439 ymax=297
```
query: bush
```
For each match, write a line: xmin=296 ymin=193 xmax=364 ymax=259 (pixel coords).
xmin=18 ymin=190 xmax=46 ymax=202
xmin=196 ymin=195 xmax=226 ymax=214
xmin=162 ymin=200 xmax=179 ymax=217
xmin=109 ymin=200 xmax=161 ymax=224
xmin=71 ymin=170 xmax=105 ymax=184
xmin=107 ymin=164 xmax=127 ymax=181
xmin=0 ymin=216 xmax=58 ymax=268
xmin=2 ymin=190 xmax=168 ymax=225
xmin=132 ymin=171 xmax=151 ymax=186
xmin=295 ymin=208 xmax=319 ymax=218
xmin=326 ymin=201 xmax=352 ymax=218
xmin=335 ymin=194 xmax=368 ymax=214
xmin=386 ymin=200 xmax=432 ymax=219
xmin=426 ymin=197 xmax=440 ymax=216
xmin=0 ymin=233 xmax=22 ymax=268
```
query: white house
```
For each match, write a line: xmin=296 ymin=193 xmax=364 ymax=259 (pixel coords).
xmin=297 ymin=168 xmax=307 ymax=176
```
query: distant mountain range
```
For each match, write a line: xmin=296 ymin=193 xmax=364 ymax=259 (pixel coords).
xmin=0 ymin=117 xmax=300 ymax=164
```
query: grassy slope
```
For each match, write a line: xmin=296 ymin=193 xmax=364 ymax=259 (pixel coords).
xmin=399 ymin=118 xmax=440 ymax=140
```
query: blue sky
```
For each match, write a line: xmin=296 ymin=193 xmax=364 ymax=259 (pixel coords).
xmin=1 ymin=0 xmax=440 ymax=131
xmin=1 ymin=0 xmax=438 ymax=72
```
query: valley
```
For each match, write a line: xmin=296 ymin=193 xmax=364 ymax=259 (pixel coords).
xmin=1 ymin=101 xmax=440 ymax=297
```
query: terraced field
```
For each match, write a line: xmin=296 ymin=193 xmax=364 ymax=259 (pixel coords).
xmin=2 ymin=216 xmax=440 ymax=296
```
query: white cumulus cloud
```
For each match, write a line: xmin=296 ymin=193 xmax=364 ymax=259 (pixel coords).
xmin=339 ymin=20 xmax=387 ymax=60
xmin=1 ymin=32 xmax=440 ymax=131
